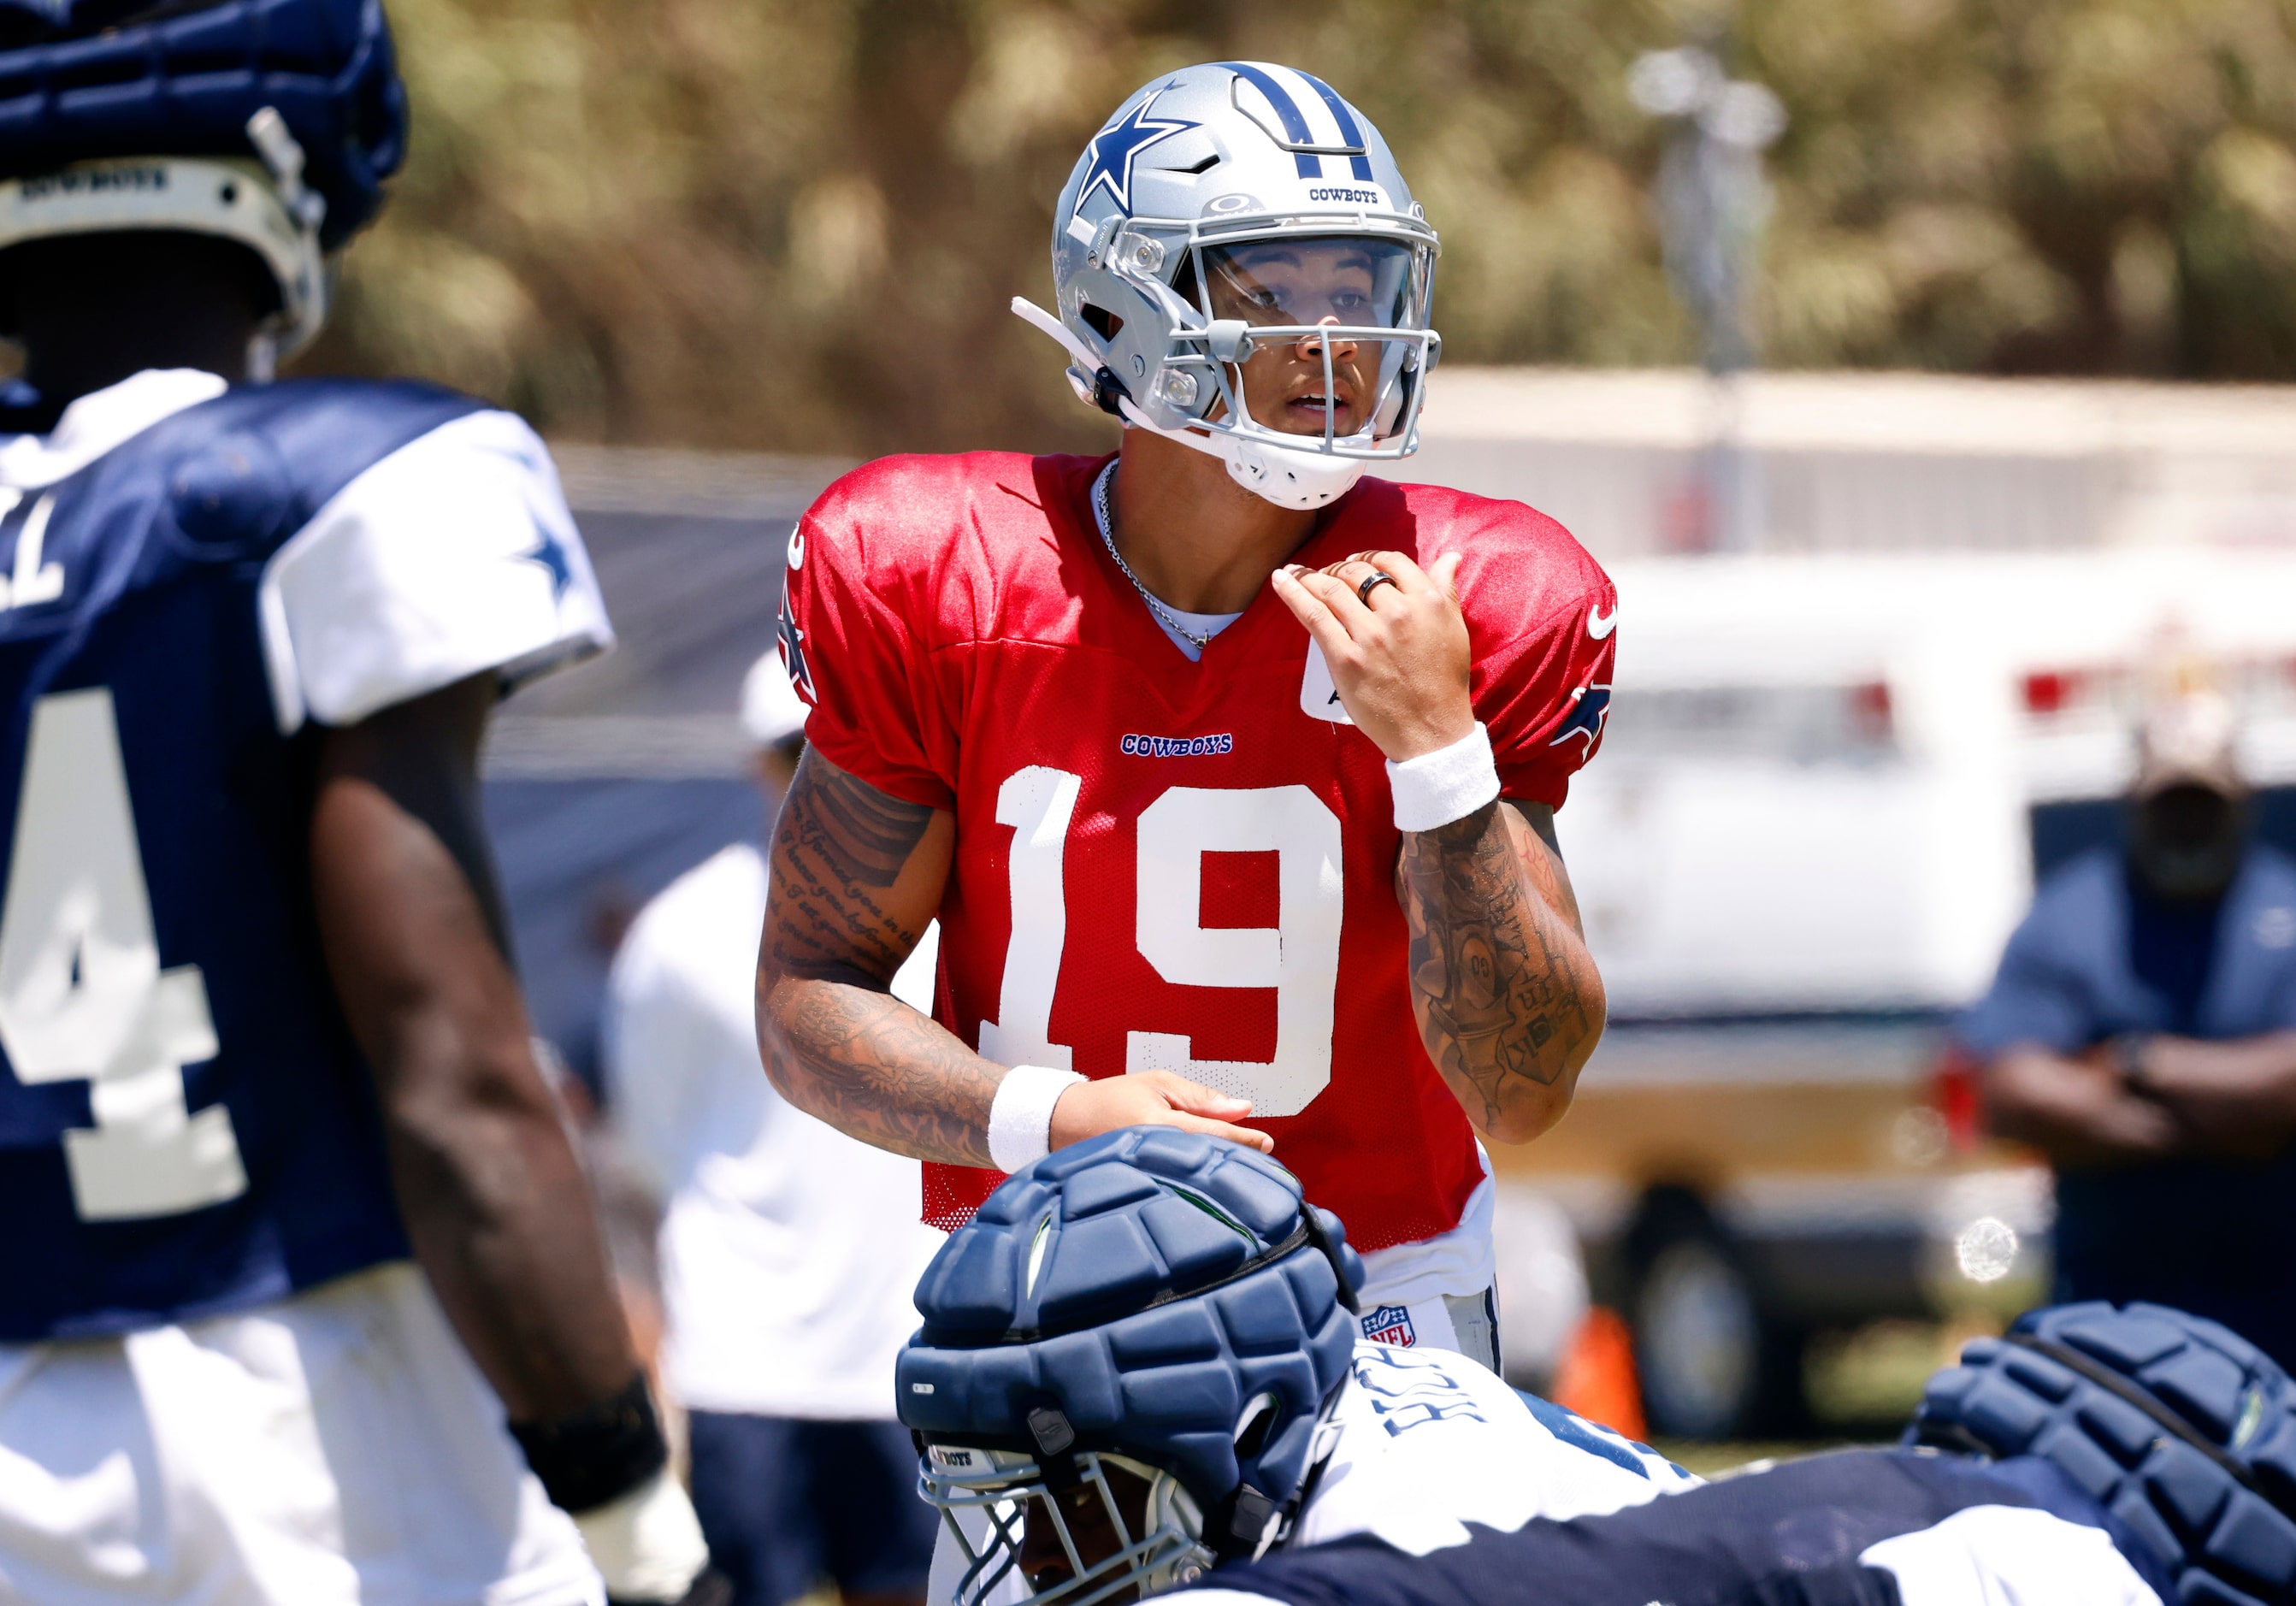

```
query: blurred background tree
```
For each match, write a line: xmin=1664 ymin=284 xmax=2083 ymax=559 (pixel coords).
xmin=298 ymin=0 xmax=2296 ymax=452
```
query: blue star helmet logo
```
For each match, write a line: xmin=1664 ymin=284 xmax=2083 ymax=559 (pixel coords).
xmin=1074 ymin=90 xmax=1198 ymax=220
xmin=520 ymin=526 xmax=574 ymax=600
xmin=1548 ymin=684 xmax=1612 ymax=755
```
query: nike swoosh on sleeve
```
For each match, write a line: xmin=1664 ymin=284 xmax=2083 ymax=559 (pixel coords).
xmin=1587 ymin=604 xmax=1617 ymax=640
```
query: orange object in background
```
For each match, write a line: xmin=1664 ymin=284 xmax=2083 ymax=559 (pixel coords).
xmin=1550 ymin=1306 xmax=1648 ymax=1443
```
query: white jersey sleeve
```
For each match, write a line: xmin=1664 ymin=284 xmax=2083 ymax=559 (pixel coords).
xmin=1290 ymin=1342 xmax=1698 ymax=1556
xmin=256 ymin=408 xmax=613 ymax=732
xmin=1862 ymin=1505 xmax=2160 ymax=1606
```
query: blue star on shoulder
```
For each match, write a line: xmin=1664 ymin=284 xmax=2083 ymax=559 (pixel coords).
xmin=521 ymin=526 xmax=573 ymax=600
xmin=1547 ymin=684 xmax=1613 ymax=754
xmin=1074 ymin=91 xmax=1198 ymax=218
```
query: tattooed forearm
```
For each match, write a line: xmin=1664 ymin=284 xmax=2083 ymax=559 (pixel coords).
xmin=757 ymin=977 xmax=1000 ymax=1166
xmin=1396 ymin=800 xmax=1605 ymax=1143
xmin=755 ymin=748 xmax=1000 ymax=1166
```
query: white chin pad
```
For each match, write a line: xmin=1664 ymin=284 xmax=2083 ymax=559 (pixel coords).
xmin=1111 ymin=392 xmax=1372 ymax=511
xmin=1217 ymin=434 xmax=1368 ymax=510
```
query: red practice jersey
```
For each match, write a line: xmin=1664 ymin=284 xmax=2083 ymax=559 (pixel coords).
xmin=781 ymin=452 xmax=1615 ymax=1253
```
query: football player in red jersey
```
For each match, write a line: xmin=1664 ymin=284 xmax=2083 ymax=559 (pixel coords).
xmin=756 ymin=61 xmax=1614 ymax=1364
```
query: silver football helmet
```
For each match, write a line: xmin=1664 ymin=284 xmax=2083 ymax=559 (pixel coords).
xmin=1014 ymin=62 xmax=1440 ymax=510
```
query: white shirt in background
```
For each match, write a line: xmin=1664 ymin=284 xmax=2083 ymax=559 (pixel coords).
xmin=605 ymin=844 xmax=944 ymax=1421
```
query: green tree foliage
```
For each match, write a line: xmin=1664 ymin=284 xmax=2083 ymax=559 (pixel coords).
xmin=304 ymin=0 xmax=2296 ymax=451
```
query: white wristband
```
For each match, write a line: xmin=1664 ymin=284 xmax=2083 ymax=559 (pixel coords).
xmin=1386 ymin=722 xmax=1502 ymax=832
xmin=988 ymin=1064 xmax=1087 ymax=1173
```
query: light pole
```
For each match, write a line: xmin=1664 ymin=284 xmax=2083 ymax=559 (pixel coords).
xmin=1629 ymin=44 xmax=1785 ymax=552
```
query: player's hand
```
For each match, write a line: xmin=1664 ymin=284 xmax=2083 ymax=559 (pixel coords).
xmin=1049 ymin=1070 xmax=1275 ymax=1154
xmin=1271 ymin=549 xmax=1474 ymax=762
xmin=573 ymin=1467 xmax=713 ymax=1605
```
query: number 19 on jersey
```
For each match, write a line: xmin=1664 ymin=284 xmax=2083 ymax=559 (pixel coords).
xmin=977 ymin=766 xmax=1344 ymax=1117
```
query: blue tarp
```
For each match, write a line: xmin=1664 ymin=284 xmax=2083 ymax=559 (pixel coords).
xmin=483 ymin=502 xmax=800 ymax=1100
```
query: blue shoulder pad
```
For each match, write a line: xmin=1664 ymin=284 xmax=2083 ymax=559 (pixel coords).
xmin=1910 ymin=1300 xmax=2296 ymax=1604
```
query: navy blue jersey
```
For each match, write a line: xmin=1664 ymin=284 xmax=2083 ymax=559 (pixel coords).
xmin=1193 ymin=1449 xmax=2178 ymax=1606
xmin=0 ymin=373 xmax=609 ymax=1341
xmin=1957 ymin=846 xmax=2296 ymax=1053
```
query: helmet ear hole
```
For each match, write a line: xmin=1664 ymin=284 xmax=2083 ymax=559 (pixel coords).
xmin=1233 ymin=1393 xmax=1280 ymax=1459
xmin=1079 ymin=303 xmax=1124 ymax=341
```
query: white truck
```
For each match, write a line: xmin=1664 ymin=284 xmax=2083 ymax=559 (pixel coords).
xmin=1499 ymin=546 xmax=2296 ymax=1437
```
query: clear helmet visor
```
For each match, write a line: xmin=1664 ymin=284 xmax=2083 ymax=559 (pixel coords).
xmin=1199 ymin=234 xmax=1421 ymax=330
xmin=1175 ymin=233 xmax=1435 ymax=451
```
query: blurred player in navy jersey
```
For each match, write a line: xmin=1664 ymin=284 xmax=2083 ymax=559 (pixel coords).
xmin=0 ymin=3 xmax=712 ymax=1602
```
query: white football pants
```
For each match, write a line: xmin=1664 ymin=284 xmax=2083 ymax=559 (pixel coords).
xmin=0 ymin=1261 xmax=601 ymax=1606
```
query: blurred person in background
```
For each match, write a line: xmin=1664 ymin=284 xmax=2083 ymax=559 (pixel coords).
xmin=607 ymin=652 xmax=943 ymax=1606
xmin=0 ymin=2 xmax=715 ymax=1602
xmin=1959 ymin=690 xmax=2296 ymax=1367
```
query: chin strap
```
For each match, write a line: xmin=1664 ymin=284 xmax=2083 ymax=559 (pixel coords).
xmin=1011 ymin=296 xmax=1102 ymax=383
xmin=1211 ymin=1391 xmax=1347 ymax=1566
xmin=1012 ymin=296 xmax=1136 ymax=419
xmin=1008 ymin=297 xmax=1368 ymax=511
xmin=1009 ymin=295 xmax=1218 ymax=454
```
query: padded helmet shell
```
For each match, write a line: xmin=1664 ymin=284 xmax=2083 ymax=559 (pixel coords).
xmin=899 ymin=1127 xmax=1363 ymax=1536
xmin=1909 ymin=1301 xmax=2296 ymax=1605
xmin=0 ymin=0 xmax=406 ymax=249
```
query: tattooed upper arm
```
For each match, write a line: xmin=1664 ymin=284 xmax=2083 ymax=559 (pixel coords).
xmin=755 ymin=748 xmax=996 ymax=1164
xmin=762 ymin=747 xmax=952 ymax=989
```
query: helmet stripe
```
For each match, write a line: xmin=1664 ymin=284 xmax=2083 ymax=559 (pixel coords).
xmin=1296 ymin=70 xmax=1378 ymax=182
xmin=1220 ymin=61 xmax=1323 ymax=179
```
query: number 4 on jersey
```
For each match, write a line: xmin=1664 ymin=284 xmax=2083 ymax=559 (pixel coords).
xmin=0 ymin=689 xmax=245 ymax=1220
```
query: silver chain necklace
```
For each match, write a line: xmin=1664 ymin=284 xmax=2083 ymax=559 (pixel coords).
xmin=1092 ymin=463 xmax=1213 ymax=652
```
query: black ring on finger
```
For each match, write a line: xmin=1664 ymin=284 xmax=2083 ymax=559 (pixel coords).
xmin=1357 ymin=570 xmax=1400 ymax=605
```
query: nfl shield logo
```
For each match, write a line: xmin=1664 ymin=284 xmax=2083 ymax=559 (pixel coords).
xmin=1361 ymin=1303 xmax=1416 ymax=1347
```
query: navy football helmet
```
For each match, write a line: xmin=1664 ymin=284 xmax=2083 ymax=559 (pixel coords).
xmin=898 ymin=1128 xmax=1363 ymax=1606
xmin=1909 ymin=1301 xmax=2296 ymax=1605
xmin=0 ymin=0 xmax=407 ymax=353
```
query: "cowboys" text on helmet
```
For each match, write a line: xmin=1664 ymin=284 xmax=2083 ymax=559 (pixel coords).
xmin=0 ymin=0 xmax=408 ymax=357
